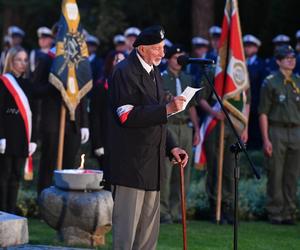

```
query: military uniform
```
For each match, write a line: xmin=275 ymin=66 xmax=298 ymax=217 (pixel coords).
xmin=160 ymin=68 xmax=194 ymax=222
xmin=258 ymin=71 xmax=300 ymax=223
xmin=199 ymin=80 xmax=250 ymax=223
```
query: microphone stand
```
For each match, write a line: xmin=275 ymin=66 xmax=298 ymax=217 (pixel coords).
xmin=200 ymin=65 xmax=260 ymax=250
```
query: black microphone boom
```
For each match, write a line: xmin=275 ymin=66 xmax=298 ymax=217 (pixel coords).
xmin=177 ymin=55 xmax=215 ymax=66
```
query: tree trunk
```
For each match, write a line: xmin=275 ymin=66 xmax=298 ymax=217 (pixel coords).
xmin=191 ymin=0 xmax=215 ymax=38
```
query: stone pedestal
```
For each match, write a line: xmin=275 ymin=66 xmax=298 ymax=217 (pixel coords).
xmin=39 ymin=187 xmax=113 ymax=247
xmin=0 ymin=212 xmax=28 ymax=247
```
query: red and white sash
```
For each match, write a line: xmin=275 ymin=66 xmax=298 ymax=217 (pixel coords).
xmin=0 ymin=73 xmax=33 ymax=180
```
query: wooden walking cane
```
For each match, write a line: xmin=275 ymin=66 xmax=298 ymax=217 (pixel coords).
xmin=179 ymin=154 xmax=187 ymax=250
xmin=57 ymin=104 xmax=66 ymax=170
xmin=216 ymin=120 xmax=225 ymax=223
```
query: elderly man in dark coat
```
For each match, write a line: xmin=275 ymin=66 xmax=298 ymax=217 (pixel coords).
xmin=109 ymin=25 xmax=189 ymax=250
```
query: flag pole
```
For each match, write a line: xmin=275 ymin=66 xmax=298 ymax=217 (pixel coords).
xmin=216 ymin=120 xmax=225 ymax=223
xmin=179 ymin=162 xmax=187 ymax=250
xmin=57 ymin=104 xmax=66 ymax=170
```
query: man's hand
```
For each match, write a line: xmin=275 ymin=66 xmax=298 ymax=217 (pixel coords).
xmin=0 ymin=138 xmax=6 ymax=154
xmin=263 ymin=138 xmax=272 ymax=157
xmin=171 ymin=147 xmax=188 ymax=168
xmin=193 ymin=130 xmax=200 ymax=146
xmin=166 ymin=96 xmax=186 ymax=115
xmin=80 ymin=128 xmax=89 ymax=144
xmin=212 ymin=110 xmax=225 ymax=121
xmin=94 ymin=147 xmax=105 ymax=157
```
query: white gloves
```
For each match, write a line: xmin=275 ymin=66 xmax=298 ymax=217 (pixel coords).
xmin=0 ymin=138 xmax=6 ymax=154
xmin=80 ymin=128 xmax=90 ymax=144
xmin=94 ymin=147 xmax=104 ymax=157
xmin=29 ymin=142 xmax=37 ymax=156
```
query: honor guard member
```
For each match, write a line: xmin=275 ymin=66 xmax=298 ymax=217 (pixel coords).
xmin=0 ymin=46 xmax=38 ymax=213
xmin=187 ymin=36 xmax=209 ymax=87
xmin=207 ymin=26 xmax=222 ymax=62
xmin=110 ymin=25 xmax=188 ymax=250
xmin=113 ymin=34 xmax=127 ymax=53
xmin=0 ymin=36 xmax=11 ymax=73
xmin=159 ymin=38 xmax=173 ymax=72
xmin=243 ymin=34 xmax=266 ymax=149
xmin=86 ymin=34 xmax=104 ymax=83
xmin=293 ymin=30 xmax=300 ymax=74
xmin=265 ymin=34 xmax=290 ymax=76
xmin=29 ymin=27 xmax=53 ymax=73
xmin=124 ymin=26 xmax=141 ymax=55
xmin=160 ymin=44 xmax=200 ymax=224
xmin=0 ymin=26 xmax=25 ymax=72
xmin=259 ymin=45 xmax=300 ymax=225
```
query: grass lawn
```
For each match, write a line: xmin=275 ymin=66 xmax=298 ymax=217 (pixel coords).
xmin=28 ymin=219 xmax=300 ymax=250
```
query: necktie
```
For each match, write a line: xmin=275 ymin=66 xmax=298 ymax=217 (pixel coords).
xmin=150 ymin=69 xmax=156 ymax=84
xmin=176 ymin=77 xmax=182 ymax=96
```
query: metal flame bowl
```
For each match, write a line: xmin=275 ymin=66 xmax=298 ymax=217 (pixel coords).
xmin=54 ymin=169 xmax=104 ymax=191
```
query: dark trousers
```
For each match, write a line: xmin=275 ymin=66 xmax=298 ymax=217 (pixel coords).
xmin=37 ymin=131 xmax=81 ymax=195
xmin=0 ymin=155 xmax=25 ymax=213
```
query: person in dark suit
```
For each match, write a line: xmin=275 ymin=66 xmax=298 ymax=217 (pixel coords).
xmin=0 ymin=46 xmax=38 ymax=213
xmin=86 ymin=34 xmax=104 ymax=83
xmin=32 ymin=48 xmax=90 ymax=196
xmin=89 ymin=50 xmax=125 ymax=190
xmin=243 ymin=34 xmax=266 ymax=150
xmin=109 ymin=25 xmax=189 ymax=250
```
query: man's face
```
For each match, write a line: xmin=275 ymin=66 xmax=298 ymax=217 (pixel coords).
xmin=87 ymin=43 xmax=98 ymax=54
xmin=277 ymin=54 xmax=296 ymax=71
xmin=168 ymin=52 xmax=184 ymax=72
xmin=244 ymin=44 xmax=258 ymax=57
xmin=125 ymin=35 xmax=137 ymax=51
xmin=193 ymin=46 xmax=208 ymax=58
xmin=139 ymin=41 xmax=165 ymax=66
xmin=38 ymin=36 xmax=53 ymax=50
xmin=210 ymin=37 xmax=220 ymax=50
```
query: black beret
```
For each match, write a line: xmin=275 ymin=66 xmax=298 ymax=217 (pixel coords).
xmin=133 ymin=25 xmax=165 ymax=47
xmin=165 ymin=44 xmax=185 ymax=59
xmin=275 ymin=45 xmax=295 ymax=60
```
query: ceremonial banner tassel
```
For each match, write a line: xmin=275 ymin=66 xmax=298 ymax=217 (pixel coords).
xmin=49 ymin=0 xmax=92 ymax=170
xmin=194 ymin=0 xmax=249 ymax=222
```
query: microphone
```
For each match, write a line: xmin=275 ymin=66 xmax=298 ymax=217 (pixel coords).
xmin=177 ymin=55 xmax=215 ymax=66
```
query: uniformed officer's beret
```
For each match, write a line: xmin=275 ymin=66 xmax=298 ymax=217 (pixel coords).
xmin=133 ymin=25 xmax=165 ymax=47
xmin=165 ymin=44 xmax=185 ymax=59
xmin=243 ymin=34 xmax=261 ymax=47
xmin=37 ymin=27 xmax=53 ymax=38
xmin=113 ymin=34 xmax=126 ymax=45
xmin=124 ymin=27 xmax=141 ymax=37
xmin=86 ymin=35 xmax=100 ymax=46
xmin=275 ymin=45 xmax=295 ymax=60
xmin=191 ymin=36 xmax=209 ymax=47
xmin=8 ymin=26 xmax=25 ymax=37
xmin=272 ymin=34 xmax=290 ymax=44
xmin=209 ymin=26 xmax=222 ymax=37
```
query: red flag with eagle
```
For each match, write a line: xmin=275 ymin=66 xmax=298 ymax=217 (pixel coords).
xmin=49 ymin=0 xmax=92 ymax=120
xmin=194 ymin=0 xmax=249 ymax=169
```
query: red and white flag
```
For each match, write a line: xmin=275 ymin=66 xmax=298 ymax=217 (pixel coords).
xmin=0 ymin=73 xmax=33 ymax=180
xmin=194 ymin=0 xmax=249 ymax=169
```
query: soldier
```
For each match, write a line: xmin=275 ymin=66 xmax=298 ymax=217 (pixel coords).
xmin=160 ymin=44 xmax=200 ymax=224
xmin=86 ymin=34 xmax=103 ymax=83
xmin=265 ymin=34 xmax=290 ymax=76
xmin=207 ymin=26 xmax=222 ymax=62
xmin=124 ymin=26 xmax=141 ymax=55
xmin=29 ymin=27 xmax=53 ymax=73
xmin=187 ymin=36 xmax=209 ymax=87
xmin=199 ymin=77 xmax=250 ymax=224
xmin=259 ymin=45 xmax=300 ymax=225
xmin=243 ymin=34 xmax=266 ymax=150
xmin=0 ymin=26 xmax=25 ymax=72
xmin=113 ymin=34 xmax=127 ymax=53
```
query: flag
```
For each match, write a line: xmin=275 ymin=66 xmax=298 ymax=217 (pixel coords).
xmin=194 ymin=0 xmax=249 ymax=169
xmin=49 ymin=0 xmax=92 ymax=120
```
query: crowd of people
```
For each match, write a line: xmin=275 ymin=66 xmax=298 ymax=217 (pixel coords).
xmin=1 ymin=22 xmax=300 ymax=248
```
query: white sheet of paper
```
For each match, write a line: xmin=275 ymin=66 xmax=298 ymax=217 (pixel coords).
xmin=168 ymin=86 xmax=203 ymax=117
